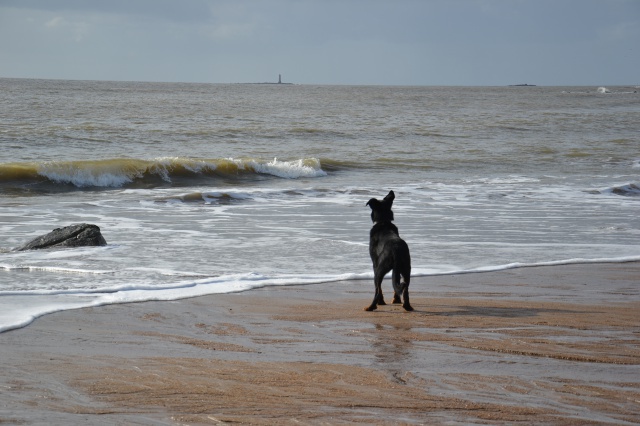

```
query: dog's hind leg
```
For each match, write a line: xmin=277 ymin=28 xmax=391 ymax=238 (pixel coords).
xmin=401 ymin=273 xmax=413 ymax=311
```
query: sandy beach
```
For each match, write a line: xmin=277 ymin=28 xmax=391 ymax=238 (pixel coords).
xmin=1 ymin=262 xmax=639 ymax=425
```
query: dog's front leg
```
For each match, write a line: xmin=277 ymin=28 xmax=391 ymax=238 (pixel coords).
xmin=366 ymin=258 xmax=386 ymax=309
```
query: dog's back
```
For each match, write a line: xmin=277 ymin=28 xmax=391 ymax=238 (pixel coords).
xmin=369 ymin=222 xmax=410 ymax=271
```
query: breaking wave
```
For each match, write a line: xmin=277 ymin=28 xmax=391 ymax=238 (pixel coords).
xmin=0 ymin=157 xmax=327 ymax=191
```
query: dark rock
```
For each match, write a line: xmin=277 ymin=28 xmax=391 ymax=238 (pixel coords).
xmin=611 ymin=183 xmax=640 ymax=197
xmin=15 ymin=223 xmax=107 ymax=251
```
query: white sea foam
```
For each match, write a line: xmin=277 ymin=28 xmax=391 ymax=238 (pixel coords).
xmin=247 ymin=158 xmax=327 ymax=179
xmin=2 ymin=256 xmax=640 ymax=333
xmin=0 ymin=264 xmax=114 ymax=275
xmin=440 ymin=256 xmax=640 ymax=275
xmin=40 ymin=167 xmax=137 ymax=188
xmin=473 ymin=176 xmax=541 ymax=185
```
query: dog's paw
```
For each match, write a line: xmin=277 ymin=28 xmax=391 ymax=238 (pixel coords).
xmin=392 ymin=295 xmax=402 ymax=304
xmin=364 ymin=305 xmax=377 ymax=311
xmin=403 ymin=304 xmax=414 ymax=312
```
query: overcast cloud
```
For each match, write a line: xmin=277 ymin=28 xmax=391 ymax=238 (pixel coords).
xmin=1 ymin=0 xmax=638 ymax=85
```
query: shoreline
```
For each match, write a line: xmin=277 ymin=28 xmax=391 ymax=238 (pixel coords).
xmin=2 ymin=257 xmax=640 ymax=335
xmin=1 ymin=262 xmax=639 ymax=424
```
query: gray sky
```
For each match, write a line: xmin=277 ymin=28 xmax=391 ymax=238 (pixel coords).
xmin=1 ymin=0 xmax=638 ymax=86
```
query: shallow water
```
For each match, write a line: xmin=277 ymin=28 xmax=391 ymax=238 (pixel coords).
xmin=1 ymin=79 xmax=639 ymax=331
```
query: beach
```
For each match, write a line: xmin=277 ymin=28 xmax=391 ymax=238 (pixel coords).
xmin=1 ymin=262 xmax=638 ymax=425
xmin=1 ymin=80 xmax=639 ymax=424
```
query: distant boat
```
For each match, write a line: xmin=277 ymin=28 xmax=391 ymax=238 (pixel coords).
xmin=509 ymin=84 xmax=537 ymax=87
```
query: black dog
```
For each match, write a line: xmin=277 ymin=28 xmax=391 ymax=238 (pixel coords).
xmin=365 ymin=190 xmax=413 ymax=311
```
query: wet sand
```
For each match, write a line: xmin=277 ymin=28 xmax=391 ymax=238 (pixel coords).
xmin=1 ymin=263 xmax=639 ymax=425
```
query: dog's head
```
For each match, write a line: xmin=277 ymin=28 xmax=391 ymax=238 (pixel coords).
xmin=366 ymin=190 xmax=395 ymax=223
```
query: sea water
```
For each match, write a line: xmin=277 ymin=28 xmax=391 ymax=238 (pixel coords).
xmin=1 ymin=79 xmax=639 ymax=332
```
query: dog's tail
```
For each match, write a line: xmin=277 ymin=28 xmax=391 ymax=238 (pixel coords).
xmin=400 ymin=275 xmax=410 ymax=290
xmin=392 ymin=255 xmax=411 ymax=296
xmin=398 ymin=253 xmax=411 ymax=293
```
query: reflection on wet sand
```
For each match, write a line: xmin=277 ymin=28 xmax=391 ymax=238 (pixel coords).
xmin=0 ymin=263 xmax=638 ymax=424
xmin=372 ymin=323 xmax=414 ymax=383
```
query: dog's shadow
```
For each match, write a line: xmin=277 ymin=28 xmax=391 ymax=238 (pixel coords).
xmin=428 ymin=305 xmax=582 ymax=318
xmin=361 ymin=303 xmax=584 ymax=319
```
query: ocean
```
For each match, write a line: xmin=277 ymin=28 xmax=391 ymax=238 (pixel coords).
xmin=1 ymin=78 xmax=638 ymax=332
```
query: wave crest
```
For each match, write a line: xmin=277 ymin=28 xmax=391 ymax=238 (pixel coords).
xmin=0 ymin=157 xmax=327 ymax=191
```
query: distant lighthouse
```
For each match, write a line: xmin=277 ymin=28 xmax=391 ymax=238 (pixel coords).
xmin=278 ymin=74 xmax=282 ymax=84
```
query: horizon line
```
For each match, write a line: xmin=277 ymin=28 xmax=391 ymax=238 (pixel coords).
xmin=0 ymin=76 xmax=637 ymax=88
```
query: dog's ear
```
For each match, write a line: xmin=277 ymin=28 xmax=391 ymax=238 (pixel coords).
xmin=366 ymin=198 xmax=380 ymax=209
